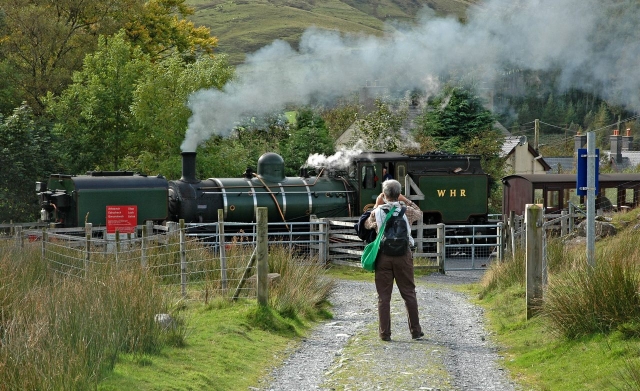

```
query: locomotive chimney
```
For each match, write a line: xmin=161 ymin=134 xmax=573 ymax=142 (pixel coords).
xmin=181 ymin=152 xmax=199 ymax=183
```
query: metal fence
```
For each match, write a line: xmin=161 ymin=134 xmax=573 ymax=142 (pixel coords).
xmin=7 ymin=216 xmax=505 ymax=288
xmin=313 ymin=216 xmax=504 ymax=272
xmin=8 ymin=220 xmax=324 ymax=302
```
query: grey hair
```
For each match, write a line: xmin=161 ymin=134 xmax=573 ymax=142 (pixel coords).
xmin=382 ymin=179 xmax=401 ymax=201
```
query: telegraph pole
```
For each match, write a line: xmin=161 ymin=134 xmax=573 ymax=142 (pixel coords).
xmin=534 ymin=119 xmax=540 ymax=151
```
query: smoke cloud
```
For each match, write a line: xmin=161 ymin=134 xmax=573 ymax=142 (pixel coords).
xmin=305 ymin=140 xmax=366 ymax=169
xmin=182 ymin=0 xmax=640 ymax=152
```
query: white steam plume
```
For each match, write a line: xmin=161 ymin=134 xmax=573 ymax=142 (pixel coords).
xmin=305 ymin=140 xmax=367 ymax=169
xmin=182 ymin=0 xmax=640 ymax=152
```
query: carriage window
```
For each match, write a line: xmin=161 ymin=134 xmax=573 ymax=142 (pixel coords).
xmin=534 ymin=189 xmax=544 ymax=205
xmin=362 ymin=165 xmax=378 ymax=189
xmin=396 ymin=164 xmax=406 ymax=183
xmin=546 ymin=190 xmax=560 ymax=209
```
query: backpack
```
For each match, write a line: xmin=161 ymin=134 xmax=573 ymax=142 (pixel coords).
xmin=380 ymin=206 xmax=409 ymax=256
xmin=354 ymin=210 xmax=376 ymax=243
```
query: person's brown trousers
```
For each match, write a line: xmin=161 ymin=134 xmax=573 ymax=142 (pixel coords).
xmin=374 ymin=250 xmax=422 ymax=339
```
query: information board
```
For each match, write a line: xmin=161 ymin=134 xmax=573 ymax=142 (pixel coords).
xmin=106 ymin=205 xmax=138 ymax=234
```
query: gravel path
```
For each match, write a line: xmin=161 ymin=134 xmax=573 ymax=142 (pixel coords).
xmin=256 ymin=270 xmax=520 ymax=391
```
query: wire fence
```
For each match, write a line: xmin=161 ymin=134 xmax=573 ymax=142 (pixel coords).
xmin=10 ymin=220 xmax=326 ymax=303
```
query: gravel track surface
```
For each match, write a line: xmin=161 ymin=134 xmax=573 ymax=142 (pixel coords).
xmin=256 ymin=270 xmax=521 ymax=391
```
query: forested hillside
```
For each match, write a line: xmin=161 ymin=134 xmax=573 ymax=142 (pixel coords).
xmin=186 ymin=0 xmax=473 ymax=64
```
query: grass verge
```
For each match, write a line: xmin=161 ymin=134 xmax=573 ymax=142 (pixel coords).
xmin=98 ymin=301 xmax=305 ymax=391
xmin=474 ymin=219 xmax=640 ymax=390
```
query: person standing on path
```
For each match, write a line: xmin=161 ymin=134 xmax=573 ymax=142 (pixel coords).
xmin=365 ymin=179 xmax=424 ymax=342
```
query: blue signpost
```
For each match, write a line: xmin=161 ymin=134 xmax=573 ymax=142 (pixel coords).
xmin=576 ymin=148 xmax=599 ymax=196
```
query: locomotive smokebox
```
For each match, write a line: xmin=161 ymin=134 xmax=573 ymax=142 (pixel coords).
xmin=180 ymin=152 xmax=199 ymax=183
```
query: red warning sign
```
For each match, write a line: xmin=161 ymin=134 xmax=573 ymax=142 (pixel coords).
xmin=106 ymin=205 xmax=138 ymax=234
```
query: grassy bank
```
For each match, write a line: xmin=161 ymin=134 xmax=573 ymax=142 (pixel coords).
xmin=0 ymin=240 xmax=335 ymax=390
xmin=476 ymin=211 xmax=640 ymax=390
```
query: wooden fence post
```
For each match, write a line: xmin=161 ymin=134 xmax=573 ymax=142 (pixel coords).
xmin=85 ymin=223 xmax=92 ymax=277
xmin=14 ymin=226 xmax=23 ymax=248
xmin=526 ymin=204 xmax=544 ymax=319
xmin=318 ymin=218 xmax=327 ymax=265
xmin=256 ymin=207 xmax=269 ymax=306
xmin=561 ymin=210 xmax=568 ymax=236
xmin=497 ymin=222 xmax=504 ymax=262
xmin=180 ymin=219 xmax=187 ymax=299
xmin=115 ymin=231 xmax=120 ymax=266
xmin=508 ymin=211 xmax=516 ymax=254
xmin=141 ymin=223 xmax=148 ymax=268
xmin=41 ymin=227 xmax=47 ymax=262
xmin=218 ymin=209 xmax=228 ymax=291
xmin=436 ymin=223 xmax=445 ymax=274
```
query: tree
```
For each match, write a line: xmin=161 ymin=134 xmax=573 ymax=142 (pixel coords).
xmin=125 ymin=0 xmax=219 ymax=61
xmin=281 ymin=108 xmax=334 ymax=176
xmin=46 ymin=31 xmax=151 ymax=173
xmin=354 ymin=98 xmax=407 ymax=151
xmin=0 ymin=0 xmax=143 ymax=112
xmin=130 ymin=53 xmax=233 ymax=175
xmin=418 ymin=86 xmax=496 ymax=153
xmin=416 ymin=85 xmax=503 ymax=212
xmin=0 ymin=0 xmax=218 ymax=113
xmin=0 ymin=104 xmax=54 ymax=222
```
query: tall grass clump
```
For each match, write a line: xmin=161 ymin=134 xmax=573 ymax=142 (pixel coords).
xmin=267 ymin=246 xmax=336 ymax=321
xmin=0 ymin=241 xmax=175 ymax=390
xmin=543 ymin=230 xmax=640 ymax=338
xmin=479 ymin=247 xmax=525 ymax=299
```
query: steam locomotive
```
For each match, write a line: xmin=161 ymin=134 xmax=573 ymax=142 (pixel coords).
xmin=36 ymin=151 xmax=491 ymax=230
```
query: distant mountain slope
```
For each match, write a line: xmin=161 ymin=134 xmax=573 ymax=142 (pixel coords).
xmin=186 ymin=0 xmax=474 ymax=64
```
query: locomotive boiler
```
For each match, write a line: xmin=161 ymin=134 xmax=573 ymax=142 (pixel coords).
xmin=37 ymin=150 xmax=491 ymax=230
xmin=167 ymin=152 xmax=354 ymax=224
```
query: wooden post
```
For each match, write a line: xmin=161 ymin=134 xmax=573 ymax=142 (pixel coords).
xmin=509 ymin=211 xmax=516 ymax=254
xmin=526 ymin=204 xmax=544 ymax=319
xmin=141 ymin=223 xmax=148 ymax=268
xmin=232 ymin=248 xmax=257 ymax=301
xmin=15 ymin=226 xmax=23 ymax=248
xmin=436 ymin=223 xmax=445 ymax=274
xmin=318 ymin=218 xmax=327 ymax=265
xmin=85 ymin=223 xmax=92 ymax=277
xmin=561 ymin=210 xmax=568 ymax=236
xmin=256 ymin=207 xmax=268 ymax=306
xmin=41 ymin=227 xmax=47 ymax=262
xmin=180 ymin=219 xmax=187 ymax=299
xmin=115 ymin=231 xmax=120 ymax=266
xmin=309 ymin=215 xmax=319 ymax=259
xmin=497 ymin=222 xmax=504 ymax=262
xmin=218 ymin=209 xmax=228 ymax=291
xmin=569 ymin=203 xmax=575 ymax=232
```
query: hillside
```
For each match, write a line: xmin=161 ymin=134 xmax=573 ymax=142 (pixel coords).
xmin=186 ymin=0 xmax=474 ymax=64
